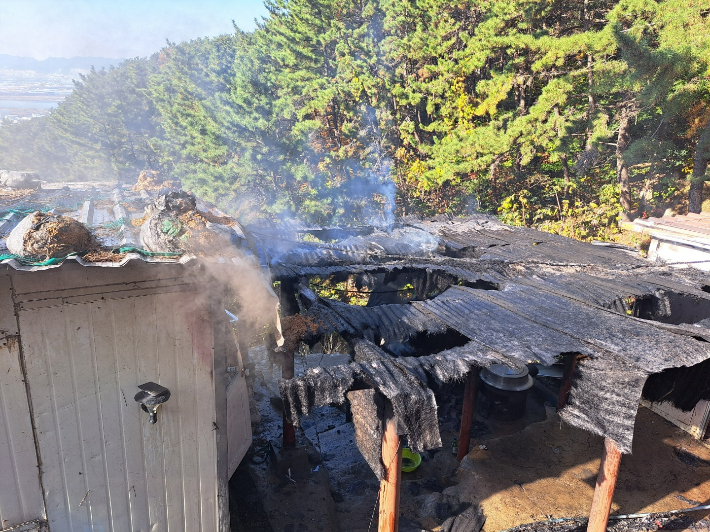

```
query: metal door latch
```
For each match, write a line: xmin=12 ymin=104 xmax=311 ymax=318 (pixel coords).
xmin=134 ymin=382 xmax=171 ymax=424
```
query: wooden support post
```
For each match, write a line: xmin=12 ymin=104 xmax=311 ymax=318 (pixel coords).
xmin=378 ymin=403 xmax=402 ymax=532
xmin=587 ymin=438 xmax=622 ymax=532
xmin=457 ymin=368 xmax=480 ymax=461
xmin=282 ymin=349 xmax=296 ymax=447
xmin=558 ymin=354 xmax=578 ymax=410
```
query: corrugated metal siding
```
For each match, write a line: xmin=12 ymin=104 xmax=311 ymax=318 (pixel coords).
xmin=17 ymin=285 xmax=219 ymax=532
xmin=0 ymin=272 xmax=45 ymax=529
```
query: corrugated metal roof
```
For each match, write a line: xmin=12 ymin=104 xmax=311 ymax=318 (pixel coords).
xmin=636 ymin=212 xmax=710 ymax=239
xmin=634 ymin=213 xmax=710 ymax=259
xmin=416 ymin=284 xmax=710 ymax=373
xmin=310 ymin=298 xmax=447 ymax=345
xmin=260 ymin=215 xmax=646 ymax=272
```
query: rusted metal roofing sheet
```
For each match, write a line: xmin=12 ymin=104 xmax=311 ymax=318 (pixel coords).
xmin=636 ymin=212 xmax=710 ymax=239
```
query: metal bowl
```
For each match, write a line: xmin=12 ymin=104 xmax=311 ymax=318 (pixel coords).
xmin=480 ymin=364 xmax=533 ymax=392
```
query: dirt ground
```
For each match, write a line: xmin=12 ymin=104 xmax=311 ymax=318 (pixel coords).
xmin=455 ymin=406 xmax=710 ymax=532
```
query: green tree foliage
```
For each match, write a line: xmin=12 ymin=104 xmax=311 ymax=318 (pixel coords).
xmin=0 ymin=59 xmax=162 ymax=181
xmin=0 ymin=0 xmax=708 ymax=236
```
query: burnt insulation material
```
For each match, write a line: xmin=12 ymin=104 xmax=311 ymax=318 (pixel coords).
xmin=353 ymin=340 xmax=442 ymax=452
xmin=281 ymin=281 xmax=710 ymax=458
xmin=347 ymin=389 xmax=385 ymax=479
xmin=395 ymin=342 xmax=500 ymax=386
xmin=280 ymin=340 xmax=500 ymax=477
xmin=277 ymin=363 xmax=356 ymax=422
xmin=560 ymin=354 xmax=649 ymax=453
xmin=405 ymin=216 xmax=647 ymax=267
xmin=316 ymin=298 xmax=447 ymax=344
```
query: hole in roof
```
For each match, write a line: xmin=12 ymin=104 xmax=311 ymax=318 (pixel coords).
xmin=643 ymin=358 xmax=710 ymax=411
xmin=614 ymin=291 xmax=710 ymax=327
xmin=438 ymin=243 xmax=508 ymax=259
xmin=306 ymin=268 xmax=499 ymax=307
xmin=379 ymin=329 xmax=470 ymax=358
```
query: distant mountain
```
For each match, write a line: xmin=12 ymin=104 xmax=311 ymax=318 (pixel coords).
xmin=0 ymin=54 xmax=123 ymax=74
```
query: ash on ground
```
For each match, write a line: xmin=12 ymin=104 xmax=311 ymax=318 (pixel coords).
xmin=239 ymin=345 xmax=488 ymax=532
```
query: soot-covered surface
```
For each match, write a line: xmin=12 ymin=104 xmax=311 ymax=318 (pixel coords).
xmin=271 ymin=214 xmax=710 ymax=474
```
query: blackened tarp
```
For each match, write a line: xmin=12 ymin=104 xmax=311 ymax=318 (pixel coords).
xmin=280 ymin=281 xmax=710 ymax=466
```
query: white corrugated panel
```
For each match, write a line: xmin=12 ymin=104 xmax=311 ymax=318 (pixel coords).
xmin=18 ymin=287 xmax=220 ymax=532
xmin=0 ymin=273 xmax=45 ymax=530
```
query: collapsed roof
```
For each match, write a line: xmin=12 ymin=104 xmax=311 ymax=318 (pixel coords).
xmin=265 ymin=215 xmax=710 ymax=478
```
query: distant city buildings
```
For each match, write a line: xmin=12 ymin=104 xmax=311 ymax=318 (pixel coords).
xmin=0 ymin=67 xmax=79 ymax=126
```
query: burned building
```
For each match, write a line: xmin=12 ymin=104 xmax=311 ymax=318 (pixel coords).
xmin=259 ymin=215 xmax=710 ymax=532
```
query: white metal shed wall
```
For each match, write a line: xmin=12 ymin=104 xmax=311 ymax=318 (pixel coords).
xmin=12 ymin=266 xmax=221 ymax=532
xmin=0 ymin=274 xmax=45 ymax=529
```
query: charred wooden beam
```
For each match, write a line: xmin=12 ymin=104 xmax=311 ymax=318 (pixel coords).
xmin=457 ymin=368 xmax=480 ymax=461
xmin=282 ymin=349 xmax=296 ymax=448
xmin=558 ymin=354 xmax=578 ymax=410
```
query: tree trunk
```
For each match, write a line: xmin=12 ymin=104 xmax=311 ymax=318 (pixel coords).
xmin=638 ymin=120 xmax=666 ymax=218
xmin=554 ymin=105 xmax=571 ymax=198
xmin=490 ymin=156 xmax=502 ymax=199
xmin=584 ymin=0 xmax=595 ymax=150
xmin=688 ymin=118 xmax=710 ymax=213
xmin=617 ymin=110 xmax=632 ymax=222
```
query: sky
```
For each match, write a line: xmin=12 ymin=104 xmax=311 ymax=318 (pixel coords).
xmin=0 ymin=0 xmax=269 ymax=60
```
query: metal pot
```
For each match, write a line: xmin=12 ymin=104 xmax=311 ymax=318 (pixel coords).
xmin=479 ymin=364 xmax=533 ymax=421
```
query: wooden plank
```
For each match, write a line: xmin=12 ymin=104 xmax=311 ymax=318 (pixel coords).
xmin=89 ymin=297 xmax=132 ymax=532
xmin=157 ymin=292 xmax=186 ymax=531
xmin=378 ymin=402 xmax=402 ymax=532
xmin=175 ymin=301 xmax=202 ymax=532
xmin=134 ymin=295 xmax=168 ymax=531
xmin=112 ymin=296 xmax=151 ymax=532
xmin=587 ymin=438 xmax=622 ymax=532
xmin=457 ymin=368 xmax=479 ymax=461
